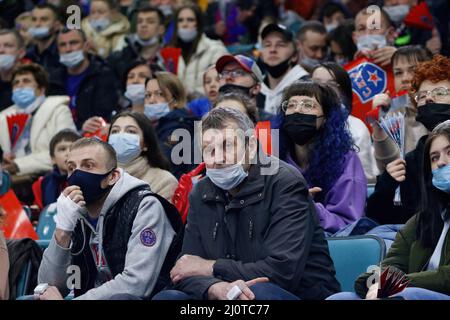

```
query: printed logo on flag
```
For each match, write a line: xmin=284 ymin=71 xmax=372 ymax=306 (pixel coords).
xmin=348 ymin=61 xmax=387 ymax=104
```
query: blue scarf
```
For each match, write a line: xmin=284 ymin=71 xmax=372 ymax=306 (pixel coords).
xmin=41 ymin=166 xmax=68 ymax=207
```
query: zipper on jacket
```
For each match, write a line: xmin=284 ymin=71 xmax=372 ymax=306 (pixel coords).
xmin=249 ymin=218 xmax=254 ymax=240
xmin=212 ymin=222 xmax=219 ymax=241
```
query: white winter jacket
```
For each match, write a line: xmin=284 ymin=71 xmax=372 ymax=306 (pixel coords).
xmin=177 ymin=34 xmax=228 ymax=95
xmin=260 ymin=65 xmax=309 ymax=115
xmin=0 ymin=96 xmax=76 ymax=176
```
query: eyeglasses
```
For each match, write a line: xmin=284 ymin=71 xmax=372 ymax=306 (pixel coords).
xmin=219 ymin=69 xmax=249 ymax=79
xmin=414 ymin=87 xmax=450 ymax=104
xmin=281 ymin=99 xmax=319 ymax=113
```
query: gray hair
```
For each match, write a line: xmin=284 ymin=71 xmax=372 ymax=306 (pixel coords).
xmin=0 ymin=29 xmax=25 ymax=49
xmin=433 ymin=120 xmax=450 ymax=133
xmin=201 ymin=106 xmax=255 ymax=134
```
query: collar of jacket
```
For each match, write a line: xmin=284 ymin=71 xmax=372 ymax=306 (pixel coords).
xmin=51 ymin=54 xmax=105 ymax=84
xmin=200 ymin=152 xmax=273 ymax=205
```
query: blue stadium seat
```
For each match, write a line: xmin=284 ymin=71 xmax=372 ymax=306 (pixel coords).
xmin=36 ymin=204 xmax=57 ymax=240
xmin=326 ymin=235 xmax=386 ymax=292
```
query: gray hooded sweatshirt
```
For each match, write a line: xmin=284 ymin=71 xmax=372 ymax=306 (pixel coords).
xmin=38 ymin=169 xmax=176 ymax=300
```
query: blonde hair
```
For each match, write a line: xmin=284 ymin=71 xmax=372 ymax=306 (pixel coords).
xmin=150 ymin=71 xmax=187 ymax=109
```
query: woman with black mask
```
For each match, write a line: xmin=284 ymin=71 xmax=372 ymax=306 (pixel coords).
xmin=280 ymin=80 xmax=366 ymax=235
xmin=367 ymin=54 xmax=450 ymax=226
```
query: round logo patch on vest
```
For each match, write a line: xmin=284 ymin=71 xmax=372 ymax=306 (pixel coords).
xmin=140 ymin=228 xmax=157 ymax=247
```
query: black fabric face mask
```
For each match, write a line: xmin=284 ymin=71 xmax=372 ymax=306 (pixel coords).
xmin=416 ymin=103 xmax=450 ymax=131
xmin=68 ymin=169 xmax=114 ymax=204
xmin=218 ymin=84 xmax=253 ymax=96
xmin=282 ymin=113 xmax=322 ymax=146
xmin=262 ymin=57 xmax=292 ymax=79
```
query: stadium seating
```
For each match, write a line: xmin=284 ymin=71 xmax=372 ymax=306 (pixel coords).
xmin=326 ymin=235 xmax=386 ymax=292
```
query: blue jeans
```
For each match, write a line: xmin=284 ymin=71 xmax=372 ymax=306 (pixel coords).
xmin=152 ymin=282 xmax=299 ymax=300
xmin=326 ymin=288 xmax=450 ymax=300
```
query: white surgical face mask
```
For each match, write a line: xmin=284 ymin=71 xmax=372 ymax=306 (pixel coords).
xmin=302 ymin=56 xmax=321 ymax=69
xmin=159 ymin=4 xmax=173 ymax=16
xmin=0 ymin=54 xmax=16 ymax=71
xmin=125 ymin=84 xmax=146 ymax=104
xmin=178 ymin=28 xmax=198 ymax=42
xmin=206 ymin=163 xmax=248 ymax=190
xmin=134 ymin=33 xmax=158 ymax=47
xmin=60 ymin=50 xmax=85 ymax=68
xmin=326 ymin=23 xmax=338 ymax=33
xmin=90 ymin=18 xmax=111 ymax=32
xmin=28 ymin=26 xmax=51 ymax=39
xmin=144 ymin=102 xmax=170 ymax=120
xmin=356 ymin=34 xmax=387 ymax=51
xmin=384 ymin=5 xmax=410 ymax=24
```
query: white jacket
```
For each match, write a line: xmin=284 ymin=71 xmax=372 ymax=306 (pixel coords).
xmin=347 ymin=115 xmax=379 ymax=183
xmin=260 ymin=65 xmax=309 ymax=115
xmin=177 ymin=34 xmax=228 ymax=94
xmin=0 ymin=96 xmax=76 ymax=176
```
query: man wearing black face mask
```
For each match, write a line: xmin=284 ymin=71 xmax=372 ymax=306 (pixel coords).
xmin=367 ymin=54 xmax=450 ymax=226
xmin=259 ymin=23 xmax=309 ymax=115
xmin=215 ymin=54 xmax=272 ymax=121
xmin=36 ymin=138 xmax=183 ymax=300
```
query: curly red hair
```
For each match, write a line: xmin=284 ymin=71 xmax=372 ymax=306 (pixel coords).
xmin=410 ymin=55 xmax=450 ymax=106
xmin=410 ymin=55 xmax=450 ymax=94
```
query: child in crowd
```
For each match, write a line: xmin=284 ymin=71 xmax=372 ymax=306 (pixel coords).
xmin=32 ymin=129 xmax=81 ymax=210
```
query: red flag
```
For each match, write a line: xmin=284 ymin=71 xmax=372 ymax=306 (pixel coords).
xmin=83 ymin=117 xmax=108 ymax=141
xmin=7 ymin=113 xmax=30 ymax=150
xmin=0 ymin=190 xmax=38 ymax=240
xmin=160 ymin=47 xmax=182 ymax=75
xmin=344 ymin=57 xmax=396 ymax=128
xmin=404 ymin=1 xmax=434 ymax=30
xmin=255 ymin=121 xmax=272 ymax=155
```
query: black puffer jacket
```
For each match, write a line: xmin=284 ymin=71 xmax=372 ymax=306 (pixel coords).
xmin=172 ymin=154 xmax=341 ymax=300
xmin=367 ymin=135 xmax=427 ymax=224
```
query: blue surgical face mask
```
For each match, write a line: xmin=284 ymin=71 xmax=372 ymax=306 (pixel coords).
xmin=108 ymin=133 xmax=142 ymax=164
xmin=60 ymin=50 xmax=85 ymax=68
xmin=178 ymin=28 xmax=198 ymax=42
xmin=28 ymin=26 xmax=51 ymax=39
xmin=0 ymin=54 xmax=16 ymax=71
xmin=12 ymin=87 xmax=36 ymax=109
xmin=356 ymin=34 xmax=387 ymax=51
xmin=125 ymin=84 xmax=146 ymax=104
xmin=68 ymin=169 xmax=114 ymax=204
xmin=206 ymin=163 xmax=248 ymax=190
xmin=432 ymin=164 xmax=450 ymax=194
xmin=144 ymin=103 xmax=170 ymax=120
xmin=90 ymin=18 xmax=111 ymax=32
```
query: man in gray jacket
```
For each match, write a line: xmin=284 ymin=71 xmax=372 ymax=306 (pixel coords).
xmin=153 ymin=107 xmax=340 ymax=300
xmin=36 ymin=138 xmax=182 ymax=300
